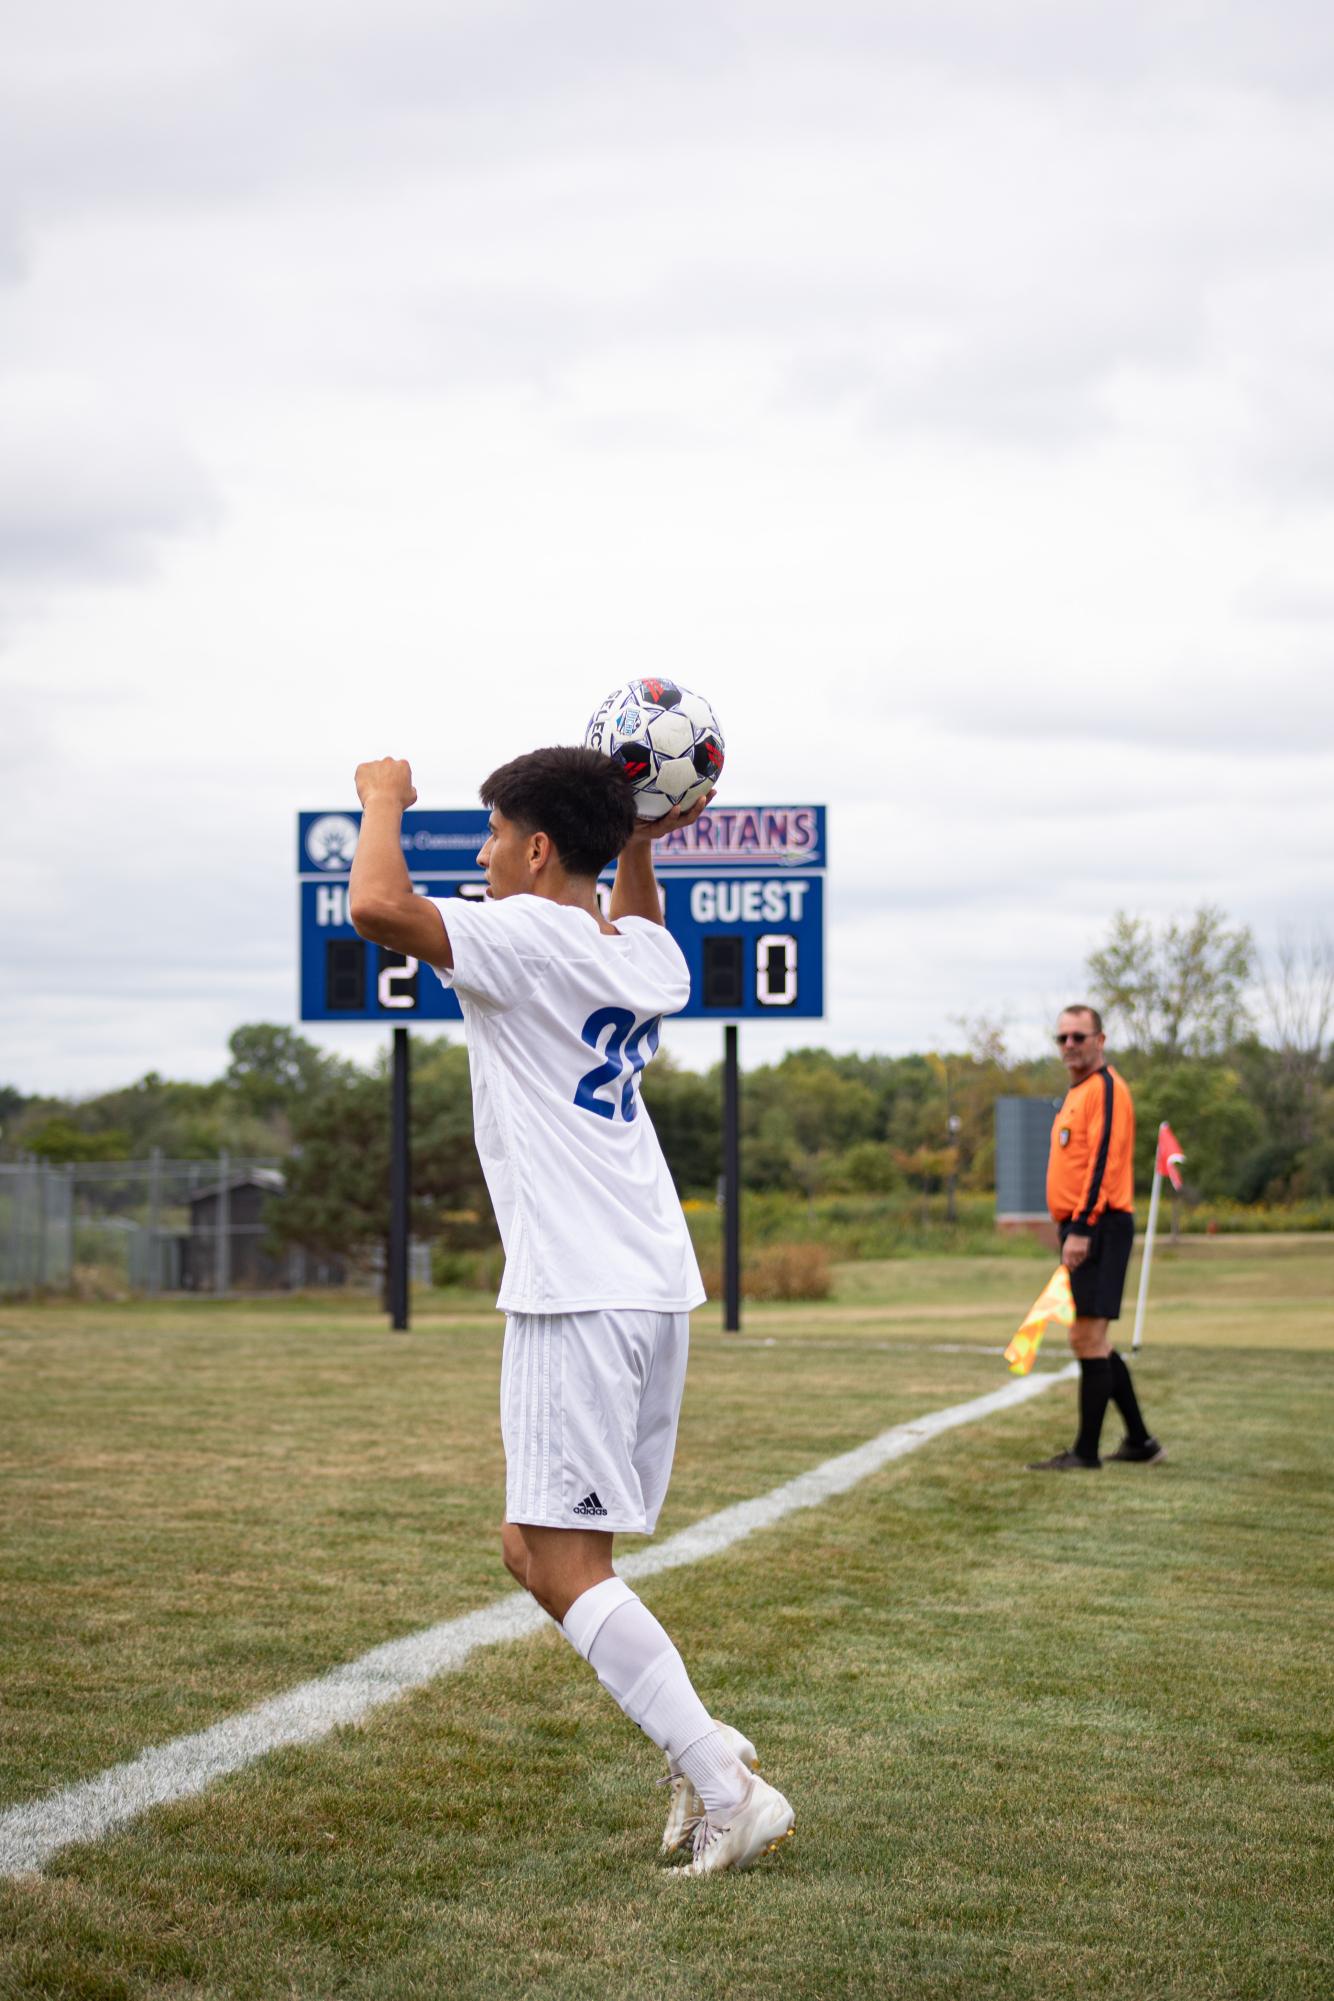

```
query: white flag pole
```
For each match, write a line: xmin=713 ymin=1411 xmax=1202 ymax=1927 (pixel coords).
xmin=1130 ymin=1123 xmax=1165 ymax=1354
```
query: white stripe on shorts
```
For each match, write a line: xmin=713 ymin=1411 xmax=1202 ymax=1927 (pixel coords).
xmin=512 ymin=1312 xmax=557 ymax=1521
xmin=542 ymin=1313 xmax=555 ymax=1516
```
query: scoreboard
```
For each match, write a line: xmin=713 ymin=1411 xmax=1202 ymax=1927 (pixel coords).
xmin=298 ymin=804 xmax=826 ymax=1023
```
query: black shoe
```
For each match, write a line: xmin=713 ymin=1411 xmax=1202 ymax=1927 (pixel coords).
xmin=1107 ymin=1436 xmax=1166 ymax=1464
xmin=1025 ymin=1449 xmax=1101 ymax=1471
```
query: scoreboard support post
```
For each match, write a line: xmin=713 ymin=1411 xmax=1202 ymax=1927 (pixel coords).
xmin=723 ymin=1026 xmax=741 ymax=1333
xmin=389 ymin=1027 xmax=411 ymax=1331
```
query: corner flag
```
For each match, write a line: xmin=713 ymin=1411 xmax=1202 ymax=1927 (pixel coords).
xmin=1004 ymin=1266 xmax=1075 ymax=1375
xmin=1131 ymin=1119 xmax=1188 ymax=1351
xmin=1157 ymin=1123 xmax=1186 ymax=1190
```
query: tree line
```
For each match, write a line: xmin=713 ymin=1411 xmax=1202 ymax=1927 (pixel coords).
xmin=2 ymin=909 xmax=1329 ymax=1274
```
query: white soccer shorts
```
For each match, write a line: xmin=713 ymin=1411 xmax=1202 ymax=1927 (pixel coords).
xmin=500 ymin=1309 xmax=690 ymax=1535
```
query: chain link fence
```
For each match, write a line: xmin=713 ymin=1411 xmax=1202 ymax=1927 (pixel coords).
xmin=0 ymin=1153 xmax=369 ymax=1299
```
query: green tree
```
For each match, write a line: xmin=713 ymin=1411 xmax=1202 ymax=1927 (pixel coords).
xmin=1250 ymin=932 xmax=1334 ymax=1189
xmin=411 ymin=1038 xmax=494 ymax=1238
xmin=24 ymin=1118 xmax=133 ymax=1163
xmin=730 ymin=1049 xmax=884 ymax=1198
xmin=893 ymin=1144 xmax=956 ymax=1197
xmin=745 ymin=1050 xmax=880 ymax=1156
xmin=1087 ymin=906 xmax=1254 ymax=1057
xmin=640 ymin=1053 xmax=721 ymax=1195
xmin=881 ymin=1055 xmax=947 ymax=1154
xmin=86 ymin=1073 xmax=280 ymax=1159
xmin=225 ymin=1024 xmax=345 ymax=1121
xmin=826 ymin=1140 xmax=901 ymax=1194
xmin=1130 ymin=1061 xmax=1263 ymax=1201
xmin=269 ymin=1036 xmax=493 ymax=1280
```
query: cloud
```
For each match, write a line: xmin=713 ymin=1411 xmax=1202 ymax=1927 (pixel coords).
xmin=915 ymin=666 xmax=1334 ymax=759
xmin=0 ymin=377 xmax=219 ymax=587
xmin=1 ymin=2 xmax=1332 ymax=1093
xmin=0 ymin=4 xmax=744 ymax=225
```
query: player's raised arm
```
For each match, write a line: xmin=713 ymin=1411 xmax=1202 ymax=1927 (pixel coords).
xmin=609 ymin=791 xmax=713 ymax=927
xmin=348 ymin=758 xmax=452 ymax=968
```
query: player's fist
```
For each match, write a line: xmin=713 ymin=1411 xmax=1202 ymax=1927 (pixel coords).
xmin=355 ymin=757 xmax=417 ymax=811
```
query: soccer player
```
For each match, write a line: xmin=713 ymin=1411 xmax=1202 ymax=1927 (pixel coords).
xmin=348 ymin=746 xmax=794 ymax=1875
xmin=1028 ymin=1004 xmax=1165 ymax=1471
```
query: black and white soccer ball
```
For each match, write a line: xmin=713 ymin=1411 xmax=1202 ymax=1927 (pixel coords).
xmin=583 ymin=679 xmax=725 ymax=820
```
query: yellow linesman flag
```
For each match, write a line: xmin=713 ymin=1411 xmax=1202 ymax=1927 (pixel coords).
xmin=1004 ymin=1265 xmax=1075 ymax=1375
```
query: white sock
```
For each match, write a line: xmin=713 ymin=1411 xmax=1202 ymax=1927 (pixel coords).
xmin=561 ymin=1580 xmax=750 ymax=1815
xmin=675 ymin=1728 xmax=753 ymax=1819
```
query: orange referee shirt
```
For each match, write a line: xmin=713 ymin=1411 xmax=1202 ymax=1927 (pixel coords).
xmin=1047 ymin=1065 xmax=1135 ymax=1228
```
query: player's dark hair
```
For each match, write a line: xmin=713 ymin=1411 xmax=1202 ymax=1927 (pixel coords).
xmin=480 ymin=746 xmax=638 ymax=878
xmin=1061 ymin=1004 xmax=1103 ymax=1033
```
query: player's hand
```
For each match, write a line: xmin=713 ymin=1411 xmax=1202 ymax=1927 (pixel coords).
xmin=355 ymin=758 xmax=418 ymax=811
xmin=626 ymin=788 xmax=715 ymax=846
xmin=1062 ymin=1233 xmax=1090 ymax=1271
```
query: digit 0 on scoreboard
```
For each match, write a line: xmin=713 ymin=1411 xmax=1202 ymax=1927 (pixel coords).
xmin=756 ymin=933 xmax=798 ymax=1007
xmin=697 ymin=930 xmax=803 ymax=1010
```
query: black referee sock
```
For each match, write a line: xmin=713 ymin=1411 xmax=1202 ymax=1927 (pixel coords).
xmin=1108 ymin=1350 xmax=1150 ymax=1447
xmin=1074 ymin=1357 xmax=1112 ymax=1464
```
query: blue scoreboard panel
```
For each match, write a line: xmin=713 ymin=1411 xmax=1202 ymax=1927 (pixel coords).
xmin=298 ymin=804 xmax=826 ymax=1023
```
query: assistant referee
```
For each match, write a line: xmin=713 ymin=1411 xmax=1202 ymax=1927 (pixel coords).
xmin=1027 ymin=1004 xmax=1165 ymax=1471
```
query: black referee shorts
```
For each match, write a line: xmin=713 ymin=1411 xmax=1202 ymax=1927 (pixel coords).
xmin=1059 ymin=1210 xmax=1135 ymax=1320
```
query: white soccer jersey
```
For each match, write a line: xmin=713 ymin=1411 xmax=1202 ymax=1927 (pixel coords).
xmin=429 ymin=892 xmax=706 ymax=1315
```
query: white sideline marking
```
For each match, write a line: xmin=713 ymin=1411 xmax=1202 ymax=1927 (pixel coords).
xmin=0 ymin=1364 xmax=1074 ymax=1877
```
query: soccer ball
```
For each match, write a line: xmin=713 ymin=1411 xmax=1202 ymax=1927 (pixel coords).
xmin=584 ymin=679 xmax=725 ymax=819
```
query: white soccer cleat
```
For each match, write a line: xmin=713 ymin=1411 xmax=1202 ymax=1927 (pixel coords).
xmin=659 ymin=1721 xmax=759 ymax=1855
xmin=675 ymin=1771 xmax=795 ymax=1877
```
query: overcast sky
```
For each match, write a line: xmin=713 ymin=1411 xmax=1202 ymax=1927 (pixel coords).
xmin=3 ymin=0 xmax=1331 ymax=1095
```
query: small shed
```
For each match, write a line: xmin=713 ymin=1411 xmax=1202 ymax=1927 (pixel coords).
xmin=183 ymin=1169 xmax=289 ymax=1292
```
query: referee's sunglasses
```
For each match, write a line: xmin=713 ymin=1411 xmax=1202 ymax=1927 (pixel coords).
xmin=1055 ymin=1030 xmax=1092 ymax=1045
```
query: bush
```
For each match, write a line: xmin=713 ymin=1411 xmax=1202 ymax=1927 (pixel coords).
xmin=1166 ymin=1198 xmax=1334 ymax=1235
xmin=824 ymin=1141 xmax=901 ymax=1194
xmin=686 ymin=1191 xmax=1044 ymax=1263
xmin=697 ymin=1241 xmax=832 ymax=1301
xmin=429 ymin=1242 xmax=505 ymax=1291
xmin=71 ymin=1263 xmax=130 ymax=1302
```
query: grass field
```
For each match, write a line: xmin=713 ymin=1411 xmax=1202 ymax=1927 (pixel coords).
xmin=2 ymin=1243 xmax=1331 ymax=1999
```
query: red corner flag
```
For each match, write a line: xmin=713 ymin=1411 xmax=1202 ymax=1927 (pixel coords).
xmin=1157 ymin=1123 xmax=1186 ymax=1190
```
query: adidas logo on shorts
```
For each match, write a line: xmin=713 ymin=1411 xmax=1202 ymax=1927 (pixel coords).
xmin=572 ymin=1490 xmax=608 ymax=1518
